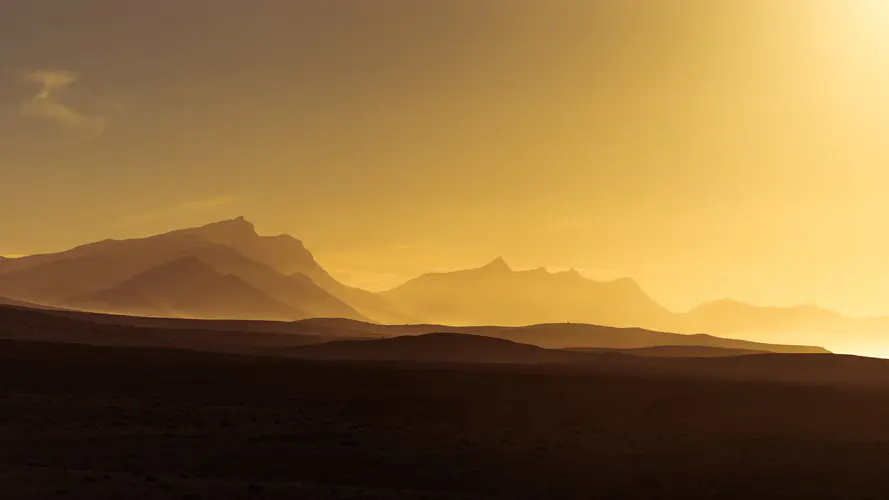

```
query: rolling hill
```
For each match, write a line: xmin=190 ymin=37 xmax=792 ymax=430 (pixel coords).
xmin=287 ymin=332 xmax=594 ymax=364
xmin=568 ymin=345 xmax=769 ymax=358
xmin=289 ymin=318 xmax=829 ymax=353
xmin=0 ymin=304 xmax=825 ymax=356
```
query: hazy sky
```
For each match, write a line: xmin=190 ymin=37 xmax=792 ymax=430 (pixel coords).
xmin=4 ymin=1 xmax=889 ymax=315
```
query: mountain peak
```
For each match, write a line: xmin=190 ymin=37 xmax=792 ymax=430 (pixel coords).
xmin=481 ymin=257 xmax=511 ymax=272
xmin=219 ymin=216 xmax=254 ymax=229
xmin=185 ymin=217 xmax=257 ymax=241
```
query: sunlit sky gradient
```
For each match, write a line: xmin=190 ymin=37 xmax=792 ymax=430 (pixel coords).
xmin=4 ymin=1 xmax=889 ymax=316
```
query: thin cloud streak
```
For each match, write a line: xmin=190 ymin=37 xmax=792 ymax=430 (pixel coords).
xmin=19 ymin=69 xmax=106 ymax=142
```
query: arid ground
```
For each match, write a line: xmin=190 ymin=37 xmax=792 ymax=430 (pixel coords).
xmin=5 ymin=339 xmax=889 ymax=500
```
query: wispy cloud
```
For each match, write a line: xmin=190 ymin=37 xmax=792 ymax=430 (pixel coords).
xmin=122 ymin=196 xmax=246 ymax=225
xmin=19 ymin=69 xmax=106 ymax=142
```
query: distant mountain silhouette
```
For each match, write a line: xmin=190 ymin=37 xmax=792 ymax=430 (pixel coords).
xmin=380 ymin=259 xmax=889 ymax=354
xmin=0 ymin=217 xmax=401 ymax=323
xmin=68 ymin=257 xmax=304 ymax=321
xmin=381 ymin=258 xmax=672 ymax=328
xmin=287 ymin=333 xmax=594 ymax=364
xmin=675 ymin=299 xmax=889 ymax=354
xmin=684 ymin=299 xmax=844 ymax=334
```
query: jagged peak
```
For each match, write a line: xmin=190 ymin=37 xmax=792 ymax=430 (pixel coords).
xmin=213 ymin=216 xmax=254 ymax=230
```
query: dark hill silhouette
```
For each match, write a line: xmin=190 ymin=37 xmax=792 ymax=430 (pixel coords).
xmin=290 ymin=318 xmax=829 ymax=354
xmin=287 ymin=333 xmax=594 ymax=364
xmin=285 ymin=335 xmax=889 ymax=388
xmin=381 ymin=258 xmax=672 ymax=328
xmin=1 ymin=305 xmax=888 ymax=389
xmin=0 ymin=304 xmax=338 ymax=354
xmin=0 ymin=305 xmax=828 ymax=357
xmin=68 ymin=257 xmax=305 ymax=321
xmin=569 ymin=345 xmax=769 ymax=358
xmin=15 ymin=304 xmax=889 ymax=390
xmin=0 ymin=296 xmax=61 ymax=310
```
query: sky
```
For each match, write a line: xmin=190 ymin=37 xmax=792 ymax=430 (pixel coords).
xmin=4 ymin=1 xmax=889 ymax=316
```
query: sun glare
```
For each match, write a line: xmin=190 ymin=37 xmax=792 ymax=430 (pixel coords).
xmin=828 ymin=0 xmax=889 ymax=48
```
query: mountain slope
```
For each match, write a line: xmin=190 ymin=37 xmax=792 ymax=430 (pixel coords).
xmin=68 ymin=257 xmax=305 ymax=321
xmin=381 ymin=258 xmax=672 ymax=328
xmin=174 ymin=243 xmax=366 ymax=321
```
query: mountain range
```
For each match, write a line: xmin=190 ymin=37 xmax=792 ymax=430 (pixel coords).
xmin=381 ymin=257 xmax=672 ymax=328
xmin=1 ymin=217 xmax=887 ymax=354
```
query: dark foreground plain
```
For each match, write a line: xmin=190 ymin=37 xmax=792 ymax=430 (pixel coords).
xmin=5 ymin=341 xmax=889 ymax=499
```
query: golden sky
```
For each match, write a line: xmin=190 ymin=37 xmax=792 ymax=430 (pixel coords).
xmin=4 ymin=1 xmax=889 ymax=316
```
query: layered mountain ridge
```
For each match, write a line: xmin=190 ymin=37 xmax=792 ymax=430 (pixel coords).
xmin=1 ymin=217 xmax=884 ymax=355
